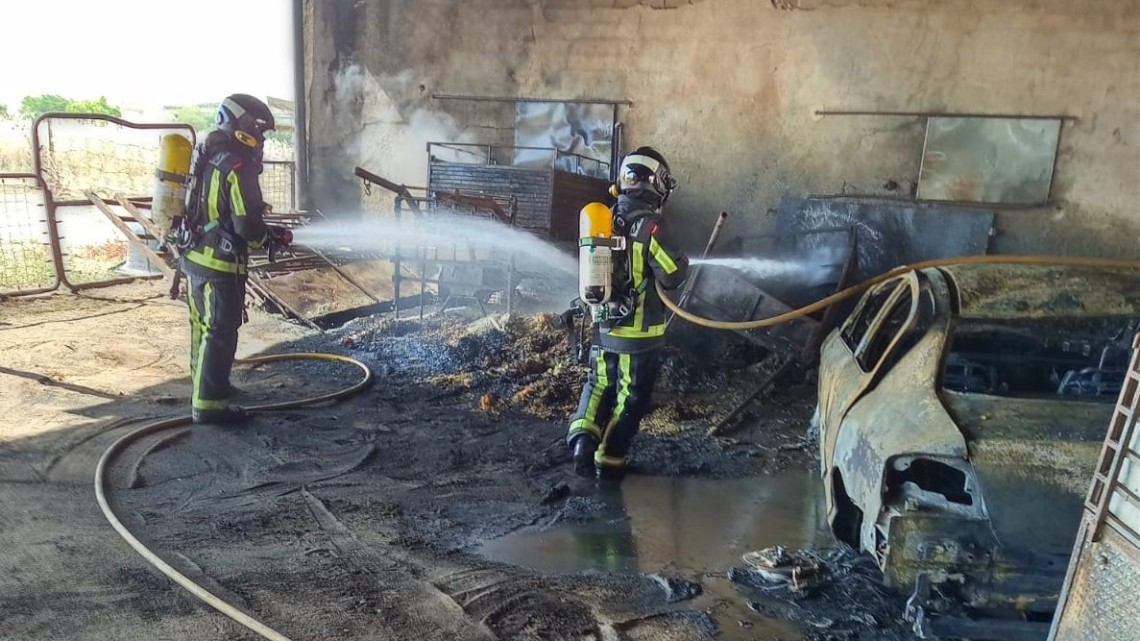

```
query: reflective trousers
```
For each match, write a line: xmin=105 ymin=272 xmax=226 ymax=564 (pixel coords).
xmin=567 ymin=347 xmax=660 ymax=470
xmin=187 ymin=272 xmax=245 ymax=411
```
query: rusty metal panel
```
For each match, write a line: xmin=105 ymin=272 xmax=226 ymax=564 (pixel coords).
xmin=428 ymin=160 xmax=552 ymax=233
xmin=1052 ymin=525 xmax=1140 ymax=641
xmin=549 ymin=171 xmax=610 ymax=242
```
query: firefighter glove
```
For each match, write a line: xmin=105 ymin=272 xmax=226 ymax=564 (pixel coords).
xmin=268 ymin=225 xmax=293 ymax=247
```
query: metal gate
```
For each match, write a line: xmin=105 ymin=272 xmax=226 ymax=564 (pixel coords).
xmin=0 ymin=173 xmax=62 ymax=297
xmin=31 ymin=113 xmax=196 ymax=290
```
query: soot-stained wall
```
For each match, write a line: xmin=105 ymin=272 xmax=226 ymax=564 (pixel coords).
xmin=304 ymin=0 xmax=1140 ymax=257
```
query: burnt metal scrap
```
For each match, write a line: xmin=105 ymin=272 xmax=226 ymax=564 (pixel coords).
xmin=729 ymin=546 xmax=912 ymax=640
xmin=815 ymin=262 xmax=1140 ymax=639
xmin=684 ymin=228 xmax=857 ymax=434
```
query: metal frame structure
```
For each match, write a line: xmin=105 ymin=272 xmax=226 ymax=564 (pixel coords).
xmin=356 ymin=165 xmax=520 ymax=321
xmin=28 ymin=112 xmax=196 ymax=291
xmin=1049 ymin=332 xmax=1140 ymax=640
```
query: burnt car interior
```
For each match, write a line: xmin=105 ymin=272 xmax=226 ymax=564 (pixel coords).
xmin=942 ymin=316 xmax=1138 ymax=401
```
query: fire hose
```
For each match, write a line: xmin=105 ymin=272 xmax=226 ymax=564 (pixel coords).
xmin=657 ymin=254 xmax=1140 ymax=331
xmin=95 ymin=352 xmax=373 ymax=641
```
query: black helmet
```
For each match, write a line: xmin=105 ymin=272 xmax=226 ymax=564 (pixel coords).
xmin=617 ymin=146 xmax=676 ymax=206
xmin=216 ymin=94 xmax=275 ymax=149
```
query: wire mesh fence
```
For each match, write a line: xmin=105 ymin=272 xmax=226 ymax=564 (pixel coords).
xmin=1 ymin=114 xmax=298 ymax=296
xmin=32 ymin=115 xmax=196 ymax=288
xmin=0 ymin=174 xmax=58 ymax=296
xmin=262 ymin=160 xmax=296 ymax=211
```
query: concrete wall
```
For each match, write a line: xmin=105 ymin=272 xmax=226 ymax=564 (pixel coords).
xmin=304 ymin=0 xmax=1140 ymax=257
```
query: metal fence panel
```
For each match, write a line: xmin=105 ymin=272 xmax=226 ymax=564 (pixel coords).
xmin=262 ymin=161 xmax=296 ymax=211
xmin=0 ymin=174 xmax=58 ymax=296
xmin=32 ymin=114 xmax=194 ymax=289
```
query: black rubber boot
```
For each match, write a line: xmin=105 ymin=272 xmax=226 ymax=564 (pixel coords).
xmin=192 ymin=406 xmax=249 ymax=425
xmin=570 ymin=434 xmax=598 ymax=478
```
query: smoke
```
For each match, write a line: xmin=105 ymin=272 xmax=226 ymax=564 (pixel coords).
xmin=350 ymin=69 xmax=482 ymax=198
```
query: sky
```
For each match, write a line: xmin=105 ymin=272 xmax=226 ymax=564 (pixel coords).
xmin=0 ymin=0 xmax=294 ymax=114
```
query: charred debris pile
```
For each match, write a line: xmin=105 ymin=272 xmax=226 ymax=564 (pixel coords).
xmin=329 ymin=310 xmax=815 ymax=438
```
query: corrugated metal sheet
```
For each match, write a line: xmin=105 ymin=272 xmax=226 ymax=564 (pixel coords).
xmin=428 ymin=161 xmax=553 ymax=233
xmin=1052 ymin=525 xmax=1140 ymax=641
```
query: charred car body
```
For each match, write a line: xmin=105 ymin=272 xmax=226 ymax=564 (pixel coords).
xmin=815 ymin=264 xmax=1140 ymax=636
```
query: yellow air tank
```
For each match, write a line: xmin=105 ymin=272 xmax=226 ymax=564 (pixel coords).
xmin=151 ymin=133 xmax=193 ymax=238
xmin=578 ymin=202 xmax=618 ymax=320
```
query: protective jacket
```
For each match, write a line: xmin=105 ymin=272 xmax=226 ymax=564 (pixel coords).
xmin=597 ymin=195 xmax=689 ymax=353
xmin=182 ymin=131 xmax=270 ymax=278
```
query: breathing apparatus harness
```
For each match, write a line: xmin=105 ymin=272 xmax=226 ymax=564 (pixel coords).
xmin=558 ymin=201 xmax=655 ymax=364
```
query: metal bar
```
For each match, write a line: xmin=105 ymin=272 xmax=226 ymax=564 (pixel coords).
xmin=709 ymin=358 xmax=795 ymax=436
xmin=116 ymin=198 xmax=167 ymax=247
xmin=292 ymin=0 xmax=310 ymax=210
xmin=805 ymin=192 xmax=1054 ymax=210
xmin=245 ymin=278 xmax=322 ymax=331
xmin=85 ymin=192 xmax=173 ymax=278
xmin=432 ymin=93 xmax=631 ymax=106
xmin=305 ymin=245 xmax=383 ymax=304
xmin=393 ymin=199 xmax=402 ymax=319
xmin=666 ymin=211 xmax=729 ymax=330
xmin=354 ymin=166 xmax=424 ymax=216
xmin=32 ymin=113 xmax=196 ymax=177
xmin=814 ymin=109 xmax=1078 ymax=121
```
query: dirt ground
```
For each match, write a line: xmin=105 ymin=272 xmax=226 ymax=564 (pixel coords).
xmin=0 ymin=281 xmax=911 ymax=641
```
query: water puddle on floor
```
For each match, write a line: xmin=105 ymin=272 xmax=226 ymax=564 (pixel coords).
xmin=476 ymin=470 xmax=831 ymax=639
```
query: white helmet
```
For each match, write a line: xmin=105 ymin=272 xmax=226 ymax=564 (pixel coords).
xmin=617 ymin=146 xmax=676 ymax=206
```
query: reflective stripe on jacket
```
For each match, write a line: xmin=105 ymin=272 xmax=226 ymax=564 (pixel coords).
xmin=183 ymin=147 xmax=269 ymax=277
xmin=598 ymin=199 xmax=688 ymax=353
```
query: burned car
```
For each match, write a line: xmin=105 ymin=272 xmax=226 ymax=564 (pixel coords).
xmin=815 ymin=264 xmax=1140 ymax=633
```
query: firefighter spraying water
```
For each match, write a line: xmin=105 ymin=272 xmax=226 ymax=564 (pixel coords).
xmin=564 ymin=147 xmax=690 ymax=481
xmin=167 ymin=94 xmax=295 ymax=425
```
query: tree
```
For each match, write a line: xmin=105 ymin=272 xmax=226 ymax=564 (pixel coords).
xmin=66 ymin=96 xmax=121 ymax=117
xmin=19 ymin=94 xmax=121 ymax=119
xmin=172 ymin=104 xmax=217 ymax=135
xmin=19 ymin=94 xmax=70 ymax=119
xmin=0 ymin=103 xmax=8 ymax=119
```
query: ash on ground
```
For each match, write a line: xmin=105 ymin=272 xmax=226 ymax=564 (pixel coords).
xmin=325 ymin=308 xmax=819 ymax=475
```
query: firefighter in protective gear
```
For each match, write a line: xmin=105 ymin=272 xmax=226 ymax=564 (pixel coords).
xmin=566 ymin=147 xmax=689 ymax=480
xmin=181 ymin=94 xmax=291 ymax=424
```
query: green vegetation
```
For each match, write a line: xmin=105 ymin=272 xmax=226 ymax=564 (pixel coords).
xmin=171 ymin=103 xmax=292 ymax=144
xmin=0 ymin=103 xmax=8 ymax=119
xmin=18 ymin=95 xmax=122 ymax=119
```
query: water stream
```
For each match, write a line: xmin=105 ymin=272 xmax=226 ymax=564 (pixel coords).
xmin=476 ymin=471 xmax=830 ymax=639
xmin=691 ymin=256 xmax=833 ymax=284
xmin=291 ymin=214 xmax=579 ymax=278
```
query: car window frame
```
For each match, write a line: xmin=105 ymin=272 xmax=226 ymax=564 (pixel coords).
xmin=840 ymin=277 xmax=902 ymax=353
xmin=853 ymin=271 xmax=921 ymax=376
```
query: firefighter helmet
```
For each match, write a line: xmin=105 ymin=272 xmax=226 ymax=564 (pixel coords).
xmin=216 ymin=94 xmax=275 ymax=149
xmin=616 ymin=146 xmax=676 ymax=206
